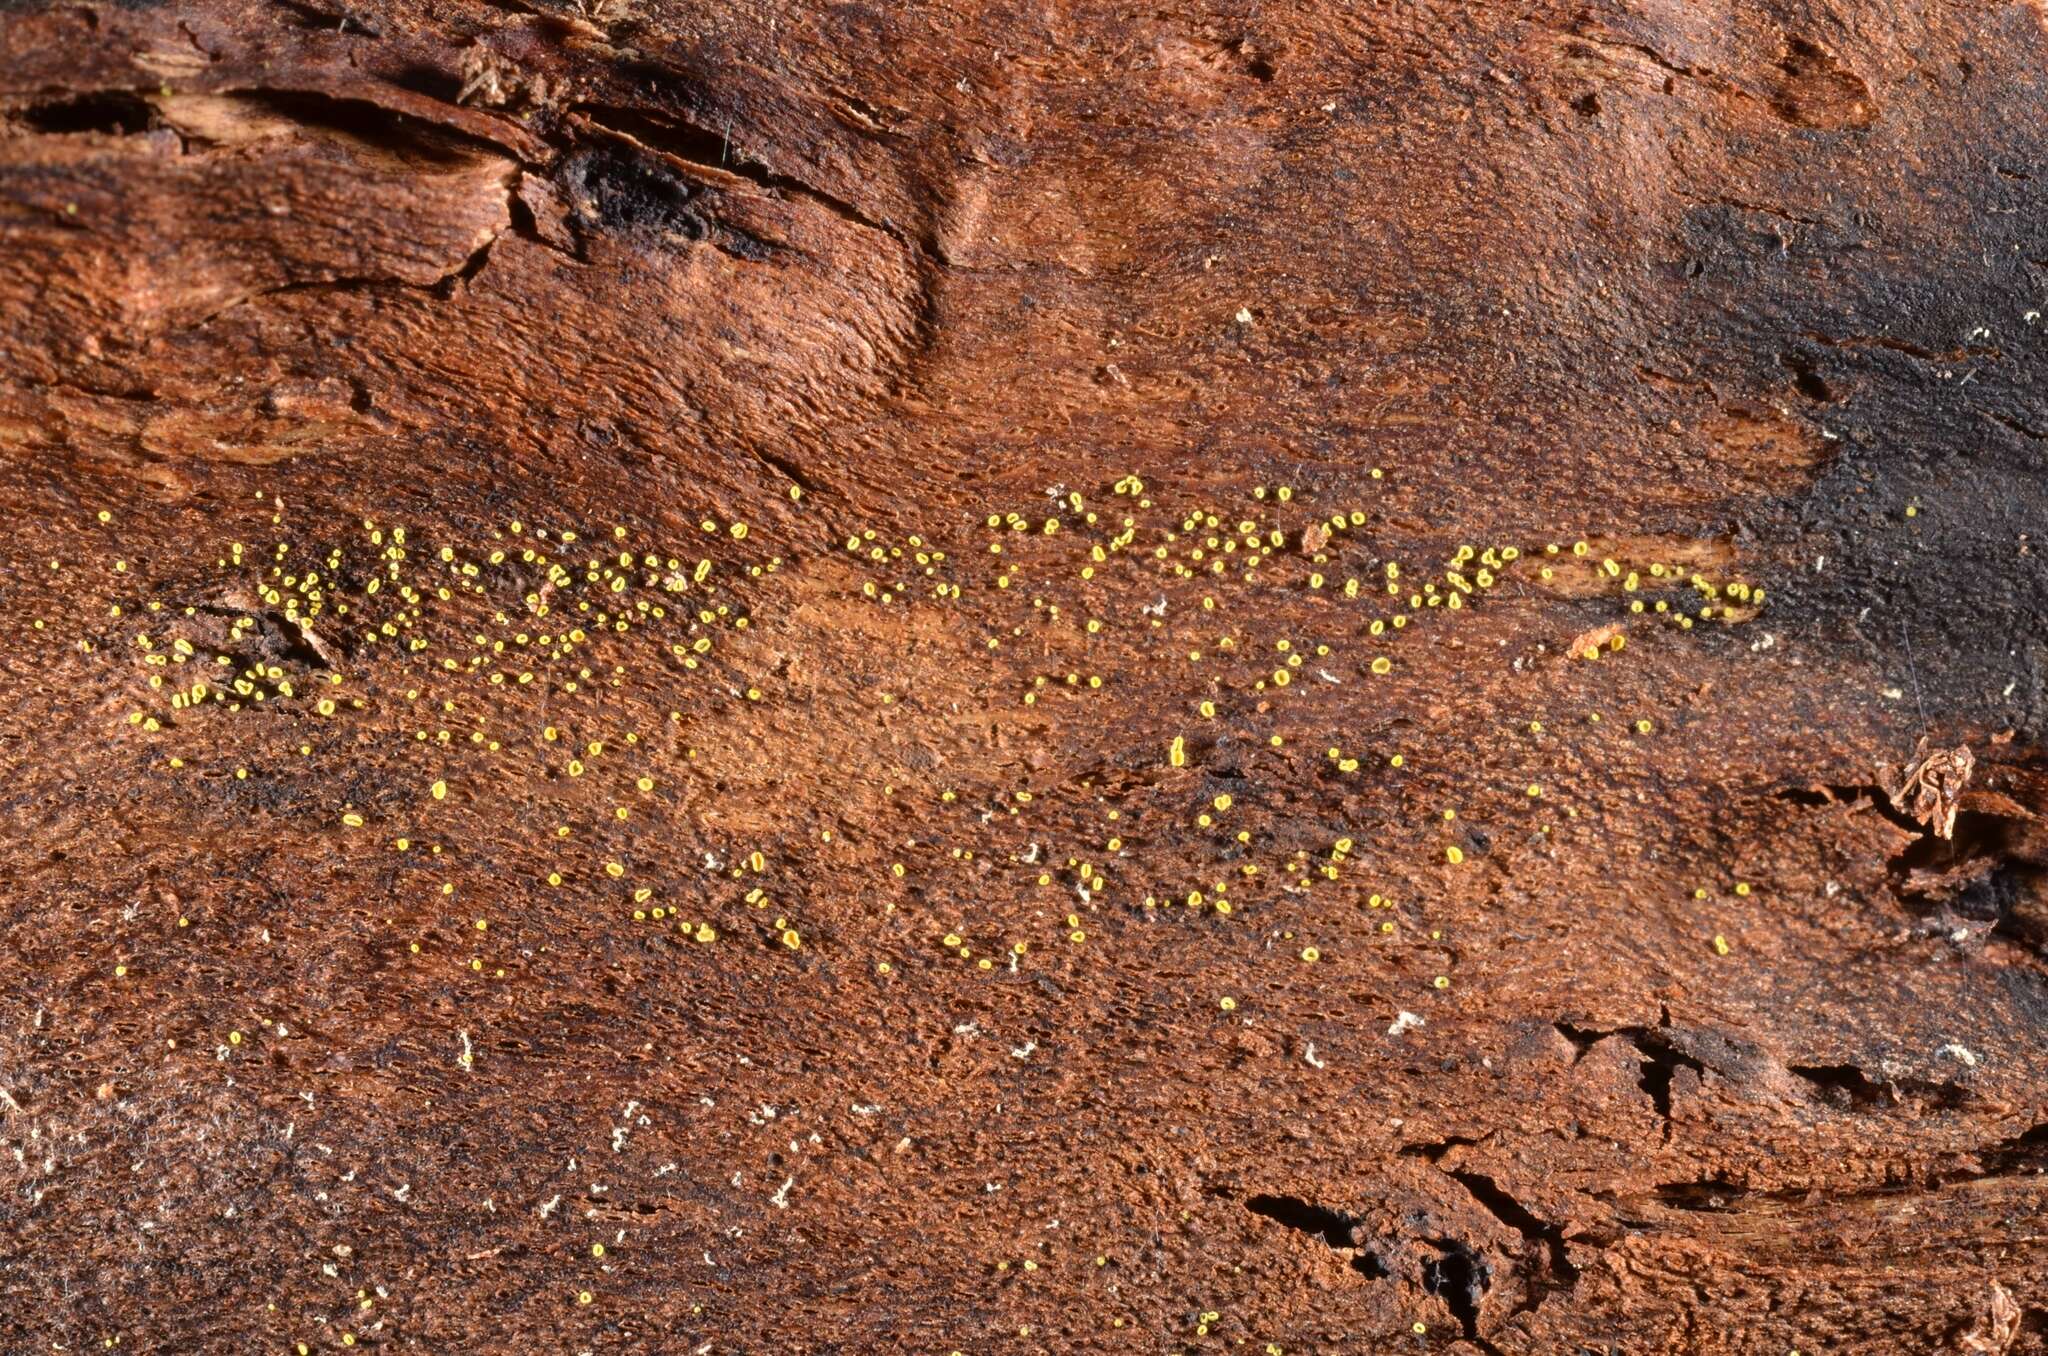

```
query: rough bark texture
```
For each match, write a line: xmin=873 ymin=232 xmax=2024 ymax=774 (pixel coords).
xmin=4 ymin=0 xmax=2048 ymax=1351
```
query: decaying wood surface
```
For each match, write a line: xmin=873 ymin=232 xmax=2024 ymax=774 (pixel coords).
xmin=3 ymin=0 xmax=2047 ymax=1350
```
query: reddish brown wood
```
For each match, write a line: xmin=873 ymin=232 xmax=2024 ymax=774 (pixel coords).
xmin=3 ymin=0 xmax=2047 ymax=1351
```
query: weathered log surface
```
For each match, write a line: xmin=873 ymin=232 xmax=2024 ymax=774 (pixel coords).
xmin=3 ymin=0 xmax=2047 ymax=1351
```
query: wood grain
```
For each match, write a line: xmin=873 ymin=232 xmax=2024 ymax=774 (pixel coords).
xmin=3 ymin=0 xmax=2046 ymax=1350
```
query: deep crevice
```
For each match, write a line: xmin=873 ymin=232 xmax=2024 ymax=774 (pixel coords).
xmin=1552 ymin=1021 xmax=1600 ymax=1063
xmin=1421 ymin=1238 xmax=1492 ymax=1345
xmin=570 ymin=103 xmax=912 ymax=250
xmin=1772 ymin=780 xmax=1923 ymax=835
xmin=1977 ymin=1122 xmax=2048 ymax=1177
xmin=1789 ymin=1062 xmax=1970 ymax=1113
xmin=1446 ymin=1170 xmax=1579 ymax=1309
xmin=1240 ymin=1194 xmax=1388 ymax=1279
xmin=232 ymin=89 xmax=493 ymax=163
xmin=1629 ymin=1026 xmax=1705 ymax=1131
xmin=1551 ymin=1016 xmax=1702 ymax=1136
xmin=270 ymin=0 xmax=384 ymax=34
xmin=1244 ymin=1193 xmax=1353 ymax=1249
xmin=1652 ymin=1178 xmax=1753 ymax=1211
xmin=746 ymin=445 xmax=833 ymax=497
xmin=13 ymin=90 xmax=158 ymax=136
xmin=195 ymin=603 xmax=346 ymax=670
xmin=1769 ymin=784 xmax=2044 ymax=937
xmin=1780 ymin=351 xmax=1837 ymax=402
